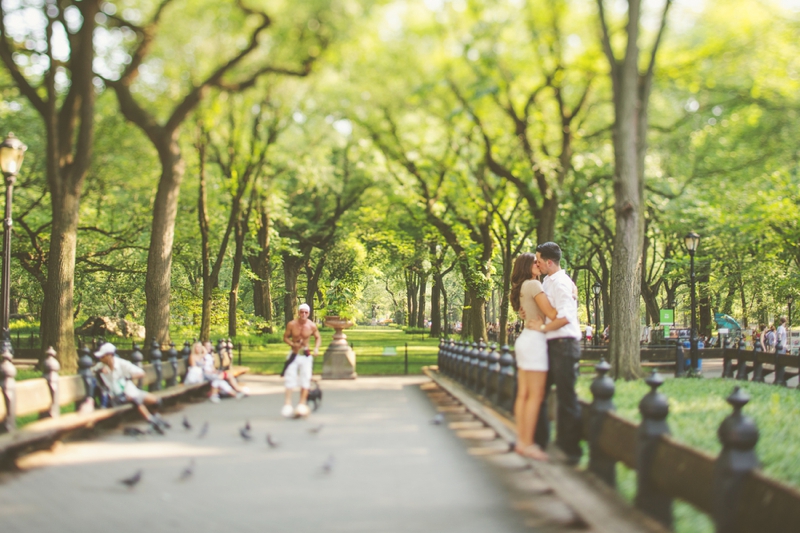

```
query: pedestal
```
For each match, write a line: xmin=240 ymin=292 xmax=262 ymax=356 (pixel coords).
xmin=322 ymin=317 xmax=357 ymax=379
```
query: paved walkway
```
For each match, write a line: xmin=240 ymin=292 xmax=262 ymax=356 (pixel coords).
xmin=0 ymin=376 xmax=532 ymax=533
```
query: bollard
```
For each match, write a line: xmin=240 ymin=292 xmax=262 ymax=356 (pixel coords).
xmin=497 ymin=345 xmax=515 ymax=412
xmin=476 ymin=339 xmax=488 ymax=395
xmin=674 ymin=342 xmax=686 ymax=378
xmin=445 ymin=339 xmax=455 ymax=377
xmin=751 ymin=341 xmax=764 ymax=383
xmin=0 ymin=346 xmax=16 ymax=433
xmin=149 ymin=338 xmax=163 ymax=392
xmin=712 ymin=386 xmax=759 ymax=533
xmin=721 ymin=336 xmax=734 ymax=378
xmin=165 ymin=342 xmax=178 ymax=387
xmin=588 ymin=358 xmax=617 ymax=487
xmin=131 ymin=343 xmax=144 ymax=388
xmin=467 ymin=342 xmax=479 ymax=391
xmin=635 ymin=371 xmax=673 ymax=529
xmin=774 ymin=352 xmax=788 ymax=387
xmin=40 ymin=347 xmax=60 ymax=419
xmin=735 ymin=340 xmax=748 ymax=381
xmin=483 ymin=343 xmax=499 ymax=398
xmin=76 ymin=344 xmax=95 ymax=411
xmin=454 ymin=341 xmax=466 ymax=383
xmin=181 ymin=341 xmax=191 ymax=383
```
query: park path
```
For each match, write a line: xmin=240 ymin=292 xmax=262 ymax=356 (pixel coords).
xmin=0 ymin=376 xmax=534 ymax=533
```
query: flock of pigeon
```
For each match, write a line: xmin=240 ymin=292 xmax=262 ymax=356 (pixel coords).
xmin=117 ymin=415 xmax=334 ymax=489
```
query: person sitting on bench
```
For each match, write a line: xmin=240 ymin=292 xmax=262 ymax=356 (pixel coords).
xmin=92 ymin=342 xmax=167 ymax=432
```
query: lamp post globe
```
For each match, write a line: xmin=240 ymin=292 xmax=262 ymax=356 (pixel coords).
xmin=684 ymin=232 xmax=701 ymax=375
xmin=592 ymin=282 xmax=602 ymax=346
xmin=0 ymin=133 xmax=26 ymax=347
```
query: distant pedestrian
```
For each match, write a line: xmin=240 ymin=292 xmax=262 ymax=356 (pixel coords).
xmin=765 ymin=325 xmax=777 ymax=353
xmin=776 ymin=317 xmax=788 ymax=354
xmin=753 ymin=327 xmax=762 ymax=352
xmin=584 ymin=324 xmax=593 ymax=345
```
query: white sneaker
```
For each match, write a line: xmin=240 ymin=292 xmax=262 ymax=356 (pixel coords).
xmin=294 ymin=404 xmax=310 ymax=418
xmin=209 ymin=394 xmax=221 ymax=404
xmin=281 ymin=404 xmax=294 ymax=418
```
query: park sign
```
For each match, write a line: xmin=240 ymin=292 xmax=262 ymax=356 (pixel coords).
xmin=659 ymin=309 xmax=674 ymax=325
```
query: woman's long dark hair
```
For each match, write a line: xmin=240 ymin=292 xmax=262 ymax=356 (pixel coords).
xmin=510 ymin=253 xmax=537 ymax=311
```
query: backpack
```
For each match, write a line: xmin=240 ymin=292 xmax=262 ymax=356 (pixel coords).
xmin=765 ymin=330 xmax=776 ymax=348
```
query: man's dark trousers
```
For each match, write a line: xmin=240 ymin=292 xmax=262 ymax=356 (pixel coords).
xmin=533 ymin=338 xmax=582 ymax=462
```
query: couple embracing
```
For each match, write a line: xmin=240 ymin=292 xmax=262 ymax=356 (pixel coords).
xmin=510 ymin=242 xmax=582 ymax=464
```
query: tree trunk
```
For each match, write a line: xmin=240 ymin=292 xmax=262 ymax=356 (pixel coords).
xmin=416 ymin=271 xmax=427 ymax=328
xmin=698 ymin=258 xmax=711 ymax=337
xmin=471 ymin=293 xmax=488 ymax=342
xmin=598 ymin=0 xmax=671 ymax=379
xmin=305 ymin=256 xmax=326 ymax=320
xmin=198 ymin=141 xmax=212 ymax=343
xmin=248 ymin=205 xmax=273 ymax=332
xmin=538 ymin=196 xmax=558 ymax=243
xmin=228 ymin=219 xmax=248 ymax=338
xmin=499 ymin=264 xmax=512 ymax=347
xmin=145 ymin=138 xmax=185 ymax=345
xmin=461 ymin=289 xmax=472 ymax=339
xmin=430 ymin=261 xmax=442 ymax=337
xmin=441 ymin=277 xmax=449 ymax=336
xmin=283 ymin=253 xmax=302 ymax=323
xmin=41 ymin=189 xmax=82 ymax=373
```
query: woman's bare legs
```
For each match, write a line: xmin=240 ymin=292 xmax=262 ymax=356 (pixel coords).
xmin=515 ymin=369 xmax=549 ymax=460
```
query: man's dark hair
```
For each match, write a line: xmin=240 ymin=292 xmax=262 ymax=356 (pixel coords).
xmin=536 ymin=242 xmax=562 ymax=263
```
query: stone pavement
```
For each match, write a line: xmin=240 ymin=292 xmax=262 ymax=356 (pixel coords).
xmin=0 ymin=376 xmax=534 ymax=533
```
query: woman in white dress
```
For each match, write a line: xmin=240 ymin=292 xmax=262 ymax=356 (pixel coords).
xmin=510 ymin=253 xmax=569 ymax=460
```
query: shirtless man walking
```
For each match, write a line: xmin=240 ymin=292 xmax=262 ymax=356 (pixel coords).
xmin=281 ymin=303 xmax=322 ymax=417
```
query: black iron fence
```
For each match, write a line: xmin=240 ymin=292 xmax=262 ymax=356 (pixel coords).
xmin=435 ymin=338 xmax=800 ymax=533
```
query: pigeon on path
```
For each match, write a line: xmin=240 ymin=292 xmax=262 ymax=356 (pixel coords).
xmin=321 ymin=455 xmax=335 ymax=475
xmin=245 ymin=420 xmax=252 ymax=432
xmin=266 ymin=434 xmax=280 ymax=448
xmin=178 ymin=460 xmax=195 ymax=482
xmin=309 ymin=424 xmax=324 ymax=435
xmin=430 ymin=413 xmax=445 ymax=425
xmin=120 ymin=469 xmax=143 ymax=489
xmin=197 ymin=421 xmax=209 ymax=439
xmin=182 ymin=415 xmax=192 ymax=430
xmin=240 ymin=426 xmax=253 ymax=441
xmin=123 ymin=427 xmax=148 ymax=437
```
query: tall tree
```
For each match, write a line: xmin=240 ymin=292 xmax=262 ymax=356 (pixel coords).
xmin=0 ymin=0 xmax=101 ymax=371
xmin=597 ymin=0 xmax=672 ymax=379
xmin=103 ymin=0 xmax=324 ymax=343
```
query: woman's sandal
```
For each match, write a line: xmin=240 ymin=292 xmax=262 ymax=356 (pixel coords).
xmin=515 ymin=444 xmax=549 ymax=461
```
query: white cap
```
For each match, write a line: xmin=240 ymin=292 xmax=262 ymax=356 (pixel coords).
xmin=94 ymin=342 xmax=116 ymax=358
xmin=298 ymin=303 xmax=310 ymax=313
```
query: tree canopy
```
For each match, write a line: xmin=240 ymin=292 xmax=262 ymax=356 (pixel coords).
xmin=1 ymin=0 xmax=798 ymax=377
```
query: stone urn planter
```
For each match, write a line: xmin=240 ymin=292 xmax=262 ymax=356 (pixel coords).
xmin=322 ymin=316 xmax=357 ymax=379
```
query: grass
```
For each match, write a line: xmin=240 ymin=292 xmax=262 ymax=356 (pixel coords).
xmin=576 ymin=375 xmax=800 ymax=533
xmin=237 ymin=326 xmax=440 ymax=375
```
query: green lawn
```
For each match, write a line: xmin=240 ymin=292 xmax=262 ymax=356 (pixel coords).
xmin=576 ymin=375 xmax=800 ymax=533
xmin=236 ymin=326 xmax=440 ymax=375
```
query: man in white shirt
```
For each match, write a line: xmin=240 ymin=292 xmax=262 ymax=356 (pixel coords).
xmin=532 ymin=242 xmax=583 ymax=465
xmin=585 ymin=324 xmax=593 ymax=345
xmin=92 ymin=342 xmax=166 ymax=432
xmin=776 ymin=317 xmax=788 ymax=354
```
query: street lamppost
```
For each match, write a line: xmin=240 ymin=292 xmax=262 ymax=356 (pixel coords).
xmin=788 ymin=295 xmax=793 ymax=330
xmin=592 ymin=281 xmax=602 ymax=346
xmin=684 ymin=232 xmax=700 ymax=375
xmin=0 ymin=133 xmax=26 ymax=347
